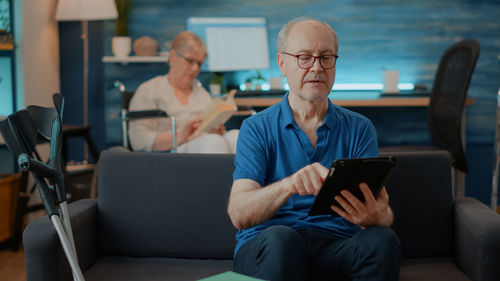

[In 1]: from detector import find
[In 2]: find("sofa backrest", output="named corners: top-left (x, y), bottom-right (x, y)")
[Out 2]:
top-left (381, 151), bottom-right (453, 259)
top-left (97, 151), bottom-right (237, 259)
top-left (97, 150), bottom-right (454, 260)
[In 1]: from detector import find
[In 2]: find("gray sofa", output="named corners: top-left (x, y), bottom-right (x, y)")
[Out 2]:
top-left (23, 150), bottom-right (500, 281)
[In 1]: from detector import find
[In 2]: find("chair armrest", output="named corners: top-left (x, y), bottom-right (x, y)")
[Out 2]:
top-left (23, 199), bottom-right (98, 281)
top-left (126, 110), bottom-right (167, 119)
top-left (454, 197), bottom-right (500, 281)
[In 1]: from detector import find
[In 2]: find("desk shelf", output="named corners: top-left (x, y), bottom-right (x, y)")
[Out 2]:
top-left (102, 55), bottom-right (169, 64)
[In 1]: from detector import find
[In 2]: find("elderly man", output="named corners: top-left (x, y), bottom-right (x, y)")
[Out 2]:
top-left (227, 18), bottom-right (401, 281)
top-left (128, 31), bottom-right (238, 153)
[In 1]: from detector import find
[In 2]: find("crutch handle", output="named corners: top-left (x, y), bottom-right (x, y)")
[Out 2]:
top-left (18, 153), bottom-right (59, 180)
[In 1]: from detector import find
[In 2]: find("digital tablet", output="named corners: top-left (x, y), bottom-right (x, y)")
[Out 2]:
top-left (308, 156), bottom-right (398, 217)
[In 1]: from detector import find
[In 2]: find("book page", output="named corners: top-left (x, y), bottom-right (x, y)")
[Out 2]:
top-left (194, 90), bottom-right (237, 134)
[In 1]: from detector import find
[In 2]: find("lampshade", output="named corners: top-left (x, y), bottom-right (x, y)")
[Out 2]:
top-left (55, 0), bottom-right (118, 21)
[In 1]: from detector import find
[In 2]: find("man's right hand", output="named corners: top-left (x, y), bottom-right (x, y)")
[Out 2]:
top-left (284, 163), bottom-right (329, 196)
top-left (228, 162), bottom-right (329, 229)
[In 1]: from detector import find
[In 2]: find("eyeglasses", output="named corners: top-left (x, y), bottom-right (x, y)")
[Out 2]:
top-left (282, 52), bottom-right (339, 69)
top-left (177, 53), bottom-right (204, 68)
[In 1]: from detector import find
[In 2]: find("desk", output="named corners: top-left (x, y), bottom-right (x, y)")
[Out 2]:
top-left (235, 95), bottom-right (474, 108)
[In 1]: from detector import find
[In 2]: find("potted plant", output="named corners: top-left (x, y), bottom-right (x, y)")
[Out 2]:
top-left (209, 73), bottom-right (224, 96)
top-left (247, 70), bottom-right (265, 91)
top-left (112, 0), bottom-right (133, 58)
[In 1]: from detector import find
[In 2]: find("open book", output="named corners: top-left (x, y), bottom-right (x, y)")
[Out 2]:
top-left (194, 89), bottom-right (238, 134)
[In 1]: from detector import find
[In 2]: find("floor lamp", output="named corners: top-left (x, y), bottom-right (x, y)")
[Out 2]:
top-left (55, 0), bottom-right (117, 159)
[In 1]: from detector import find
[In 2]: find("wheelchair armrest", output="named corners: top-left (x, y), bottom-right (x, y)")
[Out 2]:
top-left (126, 110), bottom-right (168, 119)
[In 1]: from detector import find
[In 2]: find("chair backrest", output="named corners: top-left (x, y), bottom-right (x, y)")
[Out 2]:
top-left (121, 91), bottom-right (134, 111)
top-left (428, 39), bottom-right (480, 172)
top-left (112, 81), bottom-right (174, 151)
top-left (120, 90), bottom-right (134, 149)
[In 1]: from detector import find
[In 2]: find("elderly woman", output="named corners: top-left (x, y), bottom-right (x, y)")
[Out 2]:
top-left (128, 31), bottom-right (238, 153)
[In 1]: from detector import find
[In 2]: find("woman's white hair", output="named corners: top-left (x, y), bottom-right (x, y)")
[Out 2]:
top-left (172, 31), bottom-right (206, 55)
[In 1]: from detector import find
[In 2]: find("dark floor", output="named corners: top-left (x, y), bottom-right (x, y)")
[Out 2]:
top-left (0, 209), bottom-right (45, 281)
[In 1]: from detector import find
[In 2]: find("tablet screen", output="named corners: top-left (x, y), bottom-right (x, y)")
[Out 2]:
top-left (308, 156), bottom-right (398, 217)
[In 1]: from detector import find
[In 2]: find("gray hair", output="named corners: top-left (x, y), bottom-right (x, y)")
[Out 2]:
top-left (171, 31), bottom-right (206, 55)
top-left (277, 17), bottom-right (338, 53)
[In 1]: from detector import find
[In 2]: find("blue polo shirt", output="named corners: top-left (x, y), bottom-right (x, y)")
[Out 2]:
top-left (232, 93), bottom-right (379, 255)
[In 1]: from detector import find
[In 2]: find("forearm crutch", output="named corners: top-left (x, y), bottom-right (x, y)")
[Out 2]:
top-left (0, 94), bottom-right (85, 281)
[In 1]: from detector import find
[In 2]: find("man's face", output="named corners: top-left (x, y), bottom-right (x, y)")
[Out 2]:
top-left (277, 21), bottom-right (338, 101)
top-left (169, 47), bottom-right (206, 87)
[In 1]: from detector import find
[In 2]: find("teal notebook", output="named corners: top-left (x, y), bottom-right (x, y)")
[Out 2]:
top-left (198, 271), bottom-right (265, 281)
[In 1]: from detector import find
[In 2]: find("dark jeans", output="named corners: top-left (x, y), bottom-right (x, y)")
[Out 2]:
top-left (234, 225), bottom-right (401, 281)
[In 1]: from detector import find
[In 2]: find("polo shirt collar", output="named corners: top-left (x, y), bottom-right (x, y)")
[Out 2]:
top-left (279, 92), bottom-right (337, 130)
top-left (280, 93), bottom-right (295, 128)
top-left (323, 100), bottom-right (337, 130)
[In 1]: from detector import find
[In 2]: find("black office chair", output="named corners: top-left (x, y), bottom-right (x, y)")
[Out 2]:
top-left (112, 81), bottom-right (177, 152)
top-left (380, 40), bottom-right (480, 175)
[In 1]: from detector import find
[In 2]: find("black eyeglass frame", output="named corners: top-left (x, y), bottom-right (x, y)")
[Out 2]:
top-left (281, 52), bottom-right (339, 69)
top-left (176, 53), bottom-right (204, 67)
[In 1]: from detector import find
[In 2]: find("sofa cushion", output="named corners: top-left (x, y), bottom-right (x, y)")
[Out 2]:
top-left (84, 256), bottom-right (233, 281)
top-left (381, 151), bottom-right (453, 258)
top-left (97, 151), bottom-right (237, 259)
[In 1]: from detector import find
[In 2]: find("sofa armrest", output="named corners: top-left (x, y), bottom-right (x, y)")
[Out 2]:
top-left (454, 197), bottom-right (500, 281)
top-left (23, 199), bottom-right (98, 281)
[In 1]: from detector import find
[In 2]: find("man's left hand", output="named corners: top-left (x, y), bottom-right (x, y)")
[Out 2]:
top-left (331, 184), bottom-right (394, 228)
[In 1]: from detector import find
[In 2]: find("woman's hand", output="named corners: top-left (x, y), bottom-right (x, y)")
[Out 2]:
top-left (208, 124), bottom-right (226, 135)
top-left (177, 118), bottom-right (203, 145)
